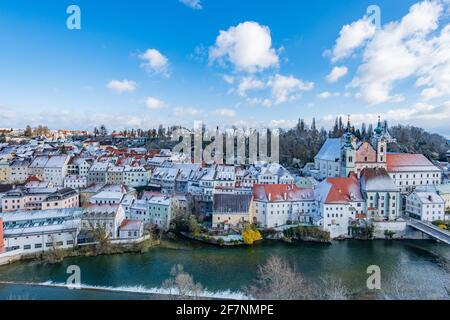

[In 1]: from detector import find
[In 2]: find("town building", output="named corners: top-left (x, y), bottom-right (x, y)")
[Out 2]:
top-left (252, 184), bottom-right (316, 228)
top-left (1, 187), bottom-right (78, 212)
top-left (43, 155), bottom-right (70, 186)
top-left (8, 159), bottom-right (31, 184)
top-left (64, 175), bottom-right (88, 189)
top-left (212, 194), bottom-right (252, 229)
top-left (148, 196), bottom-right (172, 229)
top-left (406, 191), bottom-right (445, 222)
top-left (87, 162), bottom-right (109, 185)
top-left (81, 204), bottom-right (126, 239)
top-left (315, 174), bottom-right (364, 239)
top-left (360, 168), bottom-right (401, 221)
top-left (118, 219), bottom-right (144, 239)
top-left (0, 209), bottom-right (81, 253)
top-left (387, 154), bottom-right (442, 192)
top-left (436, 184), bottom-right (450, 210)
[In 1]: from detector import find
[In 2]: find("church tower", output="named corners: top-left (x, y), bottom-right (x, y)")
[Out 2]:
top-left (374, 117), bottom-right (387, 165)
top-left (372, 117), bottom-right (395, 168)
top-left (341, 116), bottom-right (356, 177)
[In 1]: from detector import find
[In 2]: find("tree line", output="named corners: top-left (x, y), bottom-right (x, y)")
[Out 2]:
top-left (279, 117), bottom-right (450, 167)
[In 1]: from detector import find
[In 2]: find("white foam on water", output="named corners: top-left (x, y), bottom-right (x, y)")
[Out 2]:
top-left (0, 280), bottom-right (250, 300)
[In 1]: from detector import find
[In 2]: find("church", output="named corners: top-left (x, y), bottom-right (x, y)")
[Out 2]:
top-left (315, 117), bottom-right (396, 180)
top-left (314, 118), bottom-right (441, 192)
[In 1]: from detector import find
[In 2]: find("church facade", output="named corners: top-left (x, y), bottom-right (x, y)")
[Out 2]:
top-left (315, 118), bottom-right (396, 180)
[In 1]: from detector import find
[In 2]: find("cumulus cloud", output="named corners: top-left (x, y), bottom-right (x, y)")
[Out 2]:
top-left (145, 97), bottom-right (166, 110)
top-left (209, 21), bottom-right (279, 73)
top-left (322, 100), bottom-right (450, 135)
top-left (106, 80), bottom-right (137, 93)
top-left (237, 77), bottom-right (265, 96)
top-left (330, 0), bottom-right (450, 105)
top-left (317, 91), bottom-right (332, 99)
top-left (179, 0), bottom-right (202, 10)
top-left (325, 66), bottom-right (348, 83)
top-left (268, 74), bottom-right (314, 105)
top-left (331, 17), bottom-right (376, 62)
top-left (139, 49), bottom-right (169, 76)
top-left (214, 108), bottom-right (236, 117)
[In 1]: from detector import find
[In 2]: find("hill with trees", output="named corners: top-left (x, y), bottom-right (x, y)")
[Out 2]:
top-left (279, 117), bottom-right (450, 168)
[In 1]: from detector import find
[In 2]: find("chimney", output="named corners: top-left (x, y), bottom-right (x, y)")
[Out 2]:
top-left (0, 218), bottom-right (4, 253)
top-left (268, 193), bottom-right (272, 202)
top-left (284, 192), bottom-right (288, 201)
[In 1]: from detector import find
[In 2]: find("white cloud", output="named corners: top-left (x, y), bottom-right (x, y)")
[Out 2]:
top-left (268, 74), bottom-right (314, 105)
top-left (145, 97), bottom-right (166, 110)
top-left (322, 100), bottom-right (450, 134)
top-left (237, 76), bottom-right (265, 96)
top-left (106, 80), bottom-right (137, 93)
top-left (173, 107), bottom-right (201, 117)
top-left (331, 17), bottom-right (376, 62)
top-left (209, 21), bottom-right (279, 73)
top-left (341, 0), bottom-right (448, 105)
top-left (317, 91), bottom-right (332, 99)
top-left (139, 49), bottom-right (169, 76)
top-left (214, 108), bottom-right (236, 117)
top-left (325, 66), bottom-right (348, 83)
top-left (179, 0), bottom-right (202, 10)
top-left (222, 75), bottom-right (235, 84)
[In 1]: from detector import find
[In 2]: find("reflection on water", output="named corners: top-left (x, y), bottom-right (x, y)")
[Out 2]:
top-left (0, 240), bottom-right (449, 300)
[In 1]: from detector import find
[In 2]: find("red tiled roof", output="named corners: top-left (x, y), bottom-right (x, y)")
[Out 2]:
top-left (324, 175), bottom-right (363, 204)
top-left (386, 153), bottom-right (434, 170)
top-left (25, 175), bottom-right (42, 183)
top-left (253, 184), bottom-right (314, 202)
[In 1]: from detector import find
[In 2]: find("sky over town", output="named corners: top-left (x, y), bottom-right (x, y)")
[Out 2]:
top-left (0, 0), bottom-right (450, 136)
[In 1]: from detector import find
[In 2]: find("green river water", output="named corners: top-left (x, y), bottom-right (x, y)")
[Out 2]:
top-left (0, 239), bottom-right (449, 300)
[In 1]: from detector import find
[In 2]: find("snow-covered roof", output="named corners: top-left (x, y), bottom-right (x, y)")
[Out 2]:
top-left (45, 155), bottom-right (69, 168)
top-left (387, 153), bottom-right (440, 173)
top-left (253, 184), bottom-right (314, 203)
top-left (412, 191), bottom-right (445, 204)
top-left (360, 168), bottom-right (398, 192)
top-left (91, 191), bottom-right (124, 202)
top-left (29, 156), bottom-right (49, 168)
top-left (148, 196), bottom-right (171, 206)
top-left (120, 219), bottom-right (143, 231)
top-left (315, 138), bottom-right (341, 162)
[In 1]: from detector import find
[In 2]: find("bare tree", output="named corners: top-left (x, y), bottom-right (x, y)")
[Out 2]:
top-left (245, 256), bottom-right (350, 300)
top-left (163, 264), bottom-right (203, 300)
top-left (314, 276), bottom-right (350, 300)
top-left (244, 255), bottom-right (314, 300)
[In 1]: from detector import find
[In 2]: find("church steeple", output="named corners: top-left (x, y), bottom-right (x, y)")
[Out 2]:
top-left (341, 115), bottom-right (356, 177)
top-left (374, 116), bottom-right (383, 136)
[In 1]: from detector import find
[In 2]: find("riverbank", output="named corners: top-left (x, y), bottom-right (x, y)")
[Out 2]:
top-left (0, 235), bottom-right (160, 267)
top-left (0, 239), bottom-right (448, 300)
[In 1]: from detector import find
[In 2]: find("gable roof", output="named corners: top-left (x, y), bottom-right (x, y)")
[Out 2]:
top-left (315, 138), bottom-right (341, 162)
top-left (253, 184), bottom-right (314, 203)
top-left (386, 153), bottom-right (439, 172)
top-left (213, 194), bottom-right (252, 214)
top-left (360, 168), bottom-right (398, 192)
top-left (319, 175), bottom-right (363, 204)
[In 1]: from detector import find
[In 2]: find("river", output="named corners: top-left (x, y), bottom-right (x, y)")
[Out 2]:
top-left (0, 240), bottom-right (449, 300)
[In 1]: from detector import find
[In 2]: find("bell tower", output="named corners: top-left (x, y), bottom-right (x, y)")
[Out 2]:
top-left (341, 116), bottom-right (356, 177)
top-left (373, 116), bottom-right (388, 167)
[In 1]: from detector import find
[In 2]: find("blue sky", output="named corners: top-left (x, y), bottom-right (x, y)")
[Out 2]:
top-left (0, 0), bottom-right (449, 137)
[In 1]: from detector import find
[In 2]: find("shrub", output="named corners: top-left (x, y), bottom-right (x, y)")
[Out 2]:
top-left (242, 225), bottom-right (262, 245)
